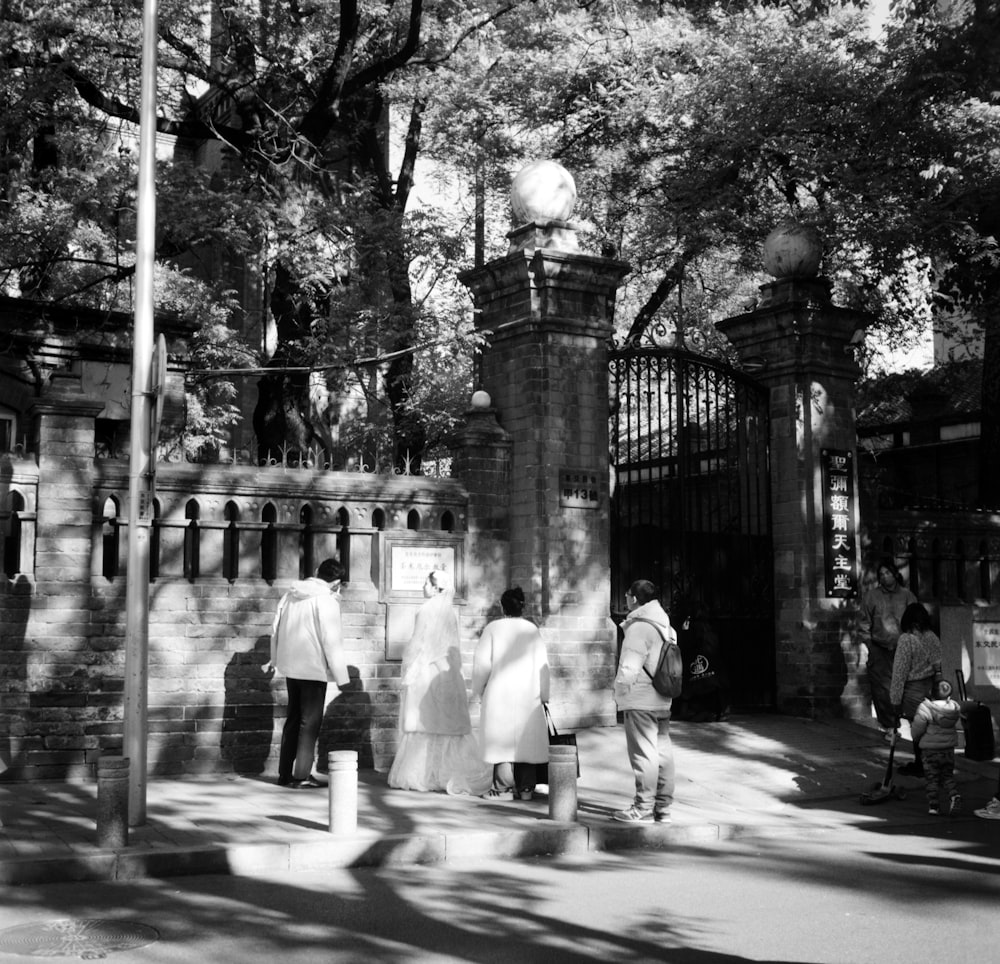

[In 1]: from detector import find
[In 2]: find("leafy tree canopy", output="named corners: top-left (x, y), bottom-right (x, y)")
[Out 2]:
top-left (1, 0), bottom-right (997, 468)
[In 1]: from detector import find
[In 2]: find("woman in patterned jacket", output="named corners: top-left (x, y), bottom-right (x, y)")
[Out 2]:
top-left (890, 602), bottom-right (942, 777)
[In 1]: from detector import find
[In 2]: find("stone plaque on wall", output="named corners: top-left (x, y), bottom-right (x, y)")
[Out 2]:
top-left (380, 532), bottom-right (465, 660)
top-left (559, 469), bottom-right (600, 509)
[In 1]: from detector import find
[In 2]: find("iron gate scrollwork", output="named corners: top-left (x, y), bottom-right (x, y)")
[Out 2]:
top-left (610, 345), bottom-right (775, 711)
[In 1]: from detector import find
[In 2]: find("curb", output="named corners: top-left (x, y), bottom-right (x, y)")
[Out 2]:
top-left (0, 817), bottom-right (819, 886)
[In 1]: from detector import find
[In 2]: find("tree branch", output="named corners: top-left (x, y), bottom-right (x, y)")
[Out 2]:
top-left (625, 246), bottom-right (702, 344)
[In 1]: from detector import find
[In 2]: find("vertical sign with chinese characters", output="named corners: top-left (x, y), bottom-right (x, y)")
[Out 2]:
top-left (821, 449), bottom-right (858, 597)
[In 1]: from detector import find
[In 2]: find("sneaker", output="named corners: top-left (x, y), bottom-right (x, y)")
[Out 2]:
top-left (611, 805), bottom-right (653, 823)
top-left (928, 806), bottom-right (940, 816)
top-left (482, 788), bottom-right (514, 802)
top-left (974, 797), bottom-right (1000, 820)
top-left (653, 810), bottom-right (672, 824)
top-left (289, 777), bottom-right (323, 789)
top-left (948, 795), bottom-right (962, 816)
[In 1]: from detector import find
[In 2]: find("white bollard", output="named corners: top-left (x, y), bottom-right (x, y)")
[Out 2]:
top-left (547, 744), bottom-right (578, 822)
top-left (327, 750), bottom-right (358, 835)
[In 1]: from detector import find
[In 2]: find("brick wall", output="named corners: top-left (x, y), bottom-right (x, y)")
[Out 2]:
top-left (1, 414), bottom-right (480, 780)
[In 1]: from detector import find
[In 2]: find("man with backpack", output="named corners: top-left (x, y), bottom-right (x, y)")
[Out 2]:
top-left (611, 579), bottom-right (676, 823)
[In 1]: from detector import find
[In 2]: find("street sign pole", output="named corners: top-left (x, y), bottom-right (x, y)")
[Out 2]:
top-left (123, 0), bottom-right (159, 827)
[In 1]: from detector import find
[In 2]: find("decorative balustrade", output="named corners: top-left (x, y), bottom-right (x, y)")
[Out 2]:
top-left (92, 459), bottom-right (467, 585)
top-left (866, 509), bottom-right (1000, 605)
top-left (97, 433), bottom-right (454, 481)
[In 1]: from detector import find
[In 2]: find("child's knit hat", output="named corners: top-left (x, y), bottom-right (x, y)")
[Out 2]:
top-left (933, 679), bottom-right (953, 700)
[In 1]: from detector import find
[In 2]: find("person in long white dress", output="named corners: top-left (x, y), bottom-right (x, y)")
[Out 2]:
top-left (472, 586), bottom-right (550, 801)
top-left (387, 570), bottom-right (491, 795)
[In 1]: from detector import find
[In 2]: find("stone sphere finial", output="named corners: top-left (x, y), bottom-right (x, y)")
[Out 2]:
top-left (762, 219), bottom-right (823, 279)
top-left (510, 160), bottom-right (577, 224)
top-left (470, 389), bottom-right (492, 410)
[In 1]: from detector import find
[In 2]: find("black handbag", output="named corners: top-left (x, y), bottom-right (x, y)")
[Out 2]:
top-left (537, 703), bottom-right (579, 784)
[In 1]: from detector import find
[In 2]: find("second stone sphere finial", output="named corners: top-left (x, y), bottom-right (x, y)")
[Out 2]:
top-left (762, 219), bottom-right (823, 280)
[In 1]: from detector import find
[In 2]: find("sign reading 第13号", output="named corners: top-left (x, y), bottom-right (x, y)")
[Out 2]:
top-left (821, 449), bottom-right (858, 598)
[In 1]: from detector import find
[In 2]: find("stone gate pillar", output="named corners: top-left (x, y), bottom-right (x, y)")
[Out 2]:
top-left (459, 161), bottom-right (629, 726)
top-left (717, 223), bottom-right (871, 717)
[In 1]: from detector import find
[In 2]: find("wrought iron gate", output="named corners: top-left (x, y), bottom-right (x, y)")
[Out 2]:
top-left (610, 346), bottom-right (775, 710)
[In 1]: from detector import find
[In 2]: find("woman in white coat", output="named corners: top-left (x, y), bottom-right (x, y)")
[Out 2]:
top-left (472, 587), bottom-right (550, 801)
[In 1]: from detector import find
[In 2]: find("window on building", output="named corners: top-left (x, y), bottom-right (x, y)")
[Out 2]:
top-left (336, 506), bottom-right (350, 579)
top-left (299, 504), bottom-right (314, 580)
top-left (2, 490), bottom-right (24, 577)
top-left (101, 496), bottom-right (121, 580)
top-left (0, 408), bottom-right (15, 453)
top-left (261, 503), bottom-right (278, 582)
top-left (184, 499), bottom-right (200, 581)
top-left (223, 501), bottom-right (240, 583)
top-left (150, 500), bottom-right (162, 580)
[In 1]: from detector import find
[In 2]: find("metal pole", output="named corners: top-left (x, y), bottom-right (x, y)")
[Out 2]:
top-left (123, 0), bottom-right (159, 827)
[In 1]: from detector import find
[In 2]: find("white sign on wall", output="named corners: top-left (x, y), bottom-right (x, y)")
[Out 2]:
top-left (389, 544), bottom-right (456, 593)
top-left (973, 621), bottom-right (1000, 688)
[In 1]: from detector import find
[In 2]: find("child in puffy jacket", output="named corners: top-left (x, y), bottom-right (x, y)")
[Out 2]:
top-left (910, 679), bottom-right (962, 816)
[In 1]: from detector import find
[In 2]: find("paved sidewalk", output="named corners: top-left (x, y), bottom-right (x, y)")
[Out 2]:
top-left (1, 715), bottom-right (996, 886)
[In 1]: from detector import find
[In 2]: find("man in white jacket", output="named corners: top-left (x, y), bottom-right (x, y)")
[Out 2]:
top-left (266, 558), bottom-right (350, 788)
top-left (612, 579), bottom-right (675, 823)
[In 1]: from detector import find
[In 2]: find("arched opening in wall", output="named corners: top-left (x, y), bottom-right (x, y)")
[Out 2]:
top-left (955, 539), bottom-right (967, 602)
top-left (336, 506), bottom-right (350, 578)
top-left (372, 508), bottom-right (386, 531)
top-left (979, 540), bottom-right (991, 603)
top-left (261, 503), bottom-right (278, 583)
top-left (2, 490), bottom-right (25, 577)
top-left (150, 500), bottom-right (162, 580)
top-left (931, 539), bottom-right (943, 599)
top-left (407, 509), bottom-right (420, 531)
top-left (299, 505), bottom-right (314, 580)
top-left (101, 496), bottom-right (121, 580)
top-left (223, 501), bottom-right (240, 583)
top-left (908, 538), bottom-right (920, 596)
top-left (441, 510), bottom-right (455, 532)
top-left (184, 500), bottom-right (201, 581)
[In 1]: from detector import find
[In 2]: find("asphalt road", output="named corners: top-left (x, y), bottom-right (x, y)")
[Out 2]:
top-left (1, 824), bottom-right (998, 963)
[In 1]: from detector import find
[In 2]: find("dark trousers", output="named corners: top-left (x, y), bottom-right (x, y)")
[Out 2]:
top-left (279, 678), bottom-right (327, 782)
top-left (866, 645), bottom-right (896, 728)
top-left (900, 676), bottom-right (934, 769)
top-left (492, 762), bottom-right (537, 793)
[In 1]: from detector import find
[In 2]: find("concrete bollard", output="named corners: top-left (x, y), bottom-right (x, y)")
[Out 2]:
top-left (547, 744), bottom-right (578, 822)
top-left (96, 755), bottom-right (130, 849)
top-left (327, 750), bottom-right (358, 835)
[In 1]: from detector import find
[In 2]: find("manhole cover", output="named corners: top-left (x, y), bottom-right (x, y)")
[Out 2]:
top-left (0, 920), bottom-right (159, 959)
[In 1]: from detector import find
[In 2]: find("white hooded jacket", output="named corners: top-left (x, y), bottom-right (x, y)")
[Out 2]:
top-left (270, 577), bottom-right (350, 686)
top-left (614, 598), bottom-right (674, 712)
